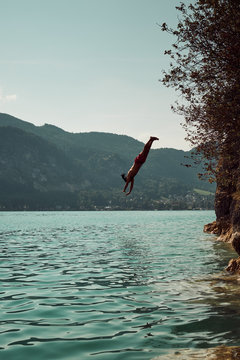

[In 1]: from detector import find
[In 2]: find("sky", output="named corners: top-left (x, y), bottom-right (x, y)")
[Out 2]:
top-left (0, 0), bottom-right (192, 150)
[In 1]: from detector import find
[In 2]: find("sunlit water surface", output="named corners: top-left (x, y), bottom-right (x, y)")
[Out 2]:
top-left (0, 211), bottom-right (239, 360)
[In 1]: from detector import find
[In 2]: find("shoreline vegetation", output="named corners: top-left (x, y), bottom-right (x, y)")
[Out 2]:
top-left (0, 208), bottom-right (214, 212)
top-left (0, 190), bottom-right (214, 212)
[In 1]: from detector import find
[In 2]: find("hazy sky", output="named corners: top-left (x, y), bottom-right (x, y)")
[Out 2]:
top-left (0, 0), bottom-right (192, 150)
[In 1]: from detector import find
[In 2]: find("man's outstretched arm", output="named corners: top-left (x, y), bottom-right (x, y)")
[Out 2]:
top-left (126, 179), bottom-right (134, 196)
top-left (123, 180), bottom-right (129, 193)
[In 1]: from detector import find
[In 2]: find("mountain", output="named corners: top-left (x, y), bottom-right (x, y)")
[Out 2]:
top-left (0, 113), bottom-right (215, 210)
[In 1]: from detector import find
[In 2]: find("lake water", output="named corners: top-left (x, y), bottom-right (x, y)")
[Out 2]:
top-left (0, 211), bottom-right (239, 360)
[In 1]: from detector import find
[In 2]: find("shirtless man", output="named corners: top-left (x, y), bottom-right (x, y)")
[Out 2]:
top-left (121, 136), bottom-right (159, 196)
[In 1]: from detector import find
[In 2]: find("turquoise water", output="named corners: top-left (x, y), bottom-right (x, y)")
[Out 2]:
top-left (0, 210), bottom-right (239, 360)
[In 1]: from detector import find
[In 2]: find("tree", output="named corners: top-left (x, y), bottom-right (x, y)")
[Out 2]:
top-left (161, 0), bottom-right (240, 181)
top-left (161, 0), bottom-right (240, 264)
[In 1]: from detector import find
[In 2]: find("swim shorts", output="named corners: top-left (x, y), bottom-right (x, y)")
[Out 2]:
top-left (134, 153), bottom-right (147, 165)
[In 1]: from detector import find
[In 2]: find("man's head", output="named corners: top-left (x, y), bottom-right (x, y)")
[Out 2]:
top-left (121, 173), bottom-right (127, 182)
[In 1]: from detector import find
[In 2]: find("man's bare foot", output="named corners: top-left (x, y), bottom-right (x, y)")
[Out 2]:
top-left (150, 136), bottom-right (159, 141)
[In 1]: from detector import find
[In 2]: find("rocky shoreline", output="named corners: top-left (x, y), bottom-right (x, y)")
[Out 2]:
top-left (204, 171), bottom-right (240, 274)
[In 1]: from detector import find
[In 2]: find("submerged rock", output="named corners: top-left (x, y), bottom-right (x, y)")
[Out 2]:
top-left (152, 346), bottom-right (240, 359)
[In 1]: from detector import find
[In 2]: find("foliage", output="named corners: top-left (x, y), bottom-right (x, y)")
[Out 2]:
top-left (161, 0), bottom-right (240, 181)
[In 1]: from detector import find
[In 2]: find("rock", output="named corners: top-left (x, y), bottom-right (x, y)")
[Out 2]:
top-left (204, 221), bottom-right (218, 234)
top-left (232, 232), bottom-right (240, 255)
top-left (226, 257), bottom-right (240, 274)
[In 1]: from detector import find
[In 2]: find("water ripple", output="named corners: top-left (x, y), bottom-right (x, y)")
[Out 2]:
top-left (0, 211), bottom-right (239, 359)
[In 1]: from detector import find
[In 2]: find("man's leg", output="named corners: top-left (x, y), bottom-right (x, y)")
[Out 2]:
top-left (140, 137), bottom-right (159, 158)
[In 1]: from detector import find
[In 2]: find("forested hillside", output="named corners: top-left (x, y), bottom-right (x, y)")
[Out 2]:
top-left (0, 113), bottom-right (215, 210)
